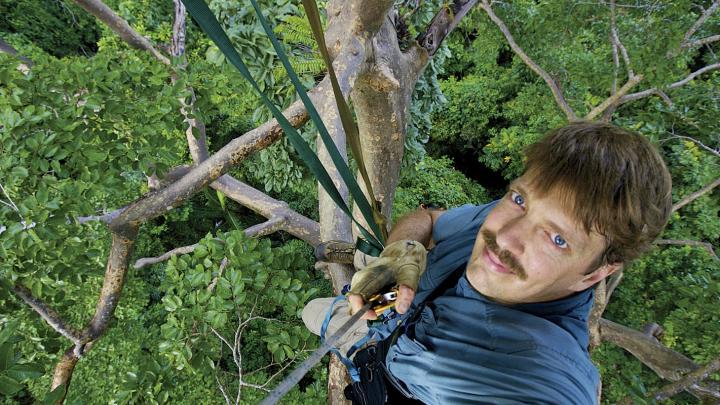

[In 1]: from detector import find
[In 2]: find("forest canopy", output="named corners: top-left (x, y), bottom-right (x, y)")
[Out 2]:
top-left (0, 0), bottom-right (718, 404)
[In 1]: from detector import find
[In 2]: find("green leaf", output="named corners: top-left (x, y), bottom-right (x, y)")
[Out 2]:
top-left (0, 375), bottom-right (23, 396)
top-left (11, 166), bottom-right (28, 179)
top-left (0, 343), bottom-right (16, 370)
top-left (7, 363), bottom-right (44, 380)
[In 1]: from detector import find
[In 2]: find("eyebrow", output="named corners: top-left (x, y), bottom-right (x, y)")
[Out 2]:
top-left (511, 181), bottom-right (579, 246)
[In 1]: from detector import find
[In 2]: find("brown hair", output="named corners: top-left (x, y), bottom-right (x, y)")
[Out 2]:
top-left (523, 121), bottom-right (672, 265)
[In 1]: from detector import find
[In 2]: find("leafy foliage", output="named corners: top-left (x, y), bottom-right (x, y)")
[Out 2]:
top-left (0, 0), bottom-right (100, 57)
top-left (157, 231), bottom-right (324, 399)
top-left (393, 156), bottom-right (489, 221)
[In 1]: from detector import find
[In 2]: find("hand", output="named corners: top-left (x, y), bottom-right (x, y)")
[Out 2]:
top-left (348, 284), bottom-right (416, 320)
top-left (347, 240), bottom-right (427, 319)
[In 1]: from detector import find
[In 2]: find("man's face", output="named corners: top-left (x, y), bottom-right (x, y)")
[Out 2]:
top-left (466, 176), bottom-right (619, 304)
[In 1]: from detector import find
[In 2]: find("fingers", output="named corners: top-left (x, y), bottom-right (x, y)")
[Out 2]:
top-left (395, 284), bottom-right (416, 314)
top-left (347, 293), bottom-right (377, 320)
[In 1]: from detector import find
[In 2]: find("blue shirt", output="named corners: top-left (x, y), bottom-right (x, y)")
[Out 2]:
top-left (385, 202), bottom-right (600, 404)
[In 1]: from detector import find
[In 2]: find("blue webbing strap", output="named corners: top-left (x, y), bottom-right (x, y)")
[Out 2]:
top-left (320, 289), bottom-right (403, 383)
top-left (320, 294), bottom-right (363, 382)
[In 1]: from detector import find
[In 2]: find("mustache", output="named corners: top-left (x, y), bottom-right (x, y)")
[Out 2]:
top-left (481, 230), bottom-right (527, 280)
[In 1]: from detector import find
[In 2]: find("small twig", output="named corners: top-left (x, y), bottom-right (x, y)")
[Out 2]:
top-left (478, 0), bottom-right (577, 121)
top-left (207, 257), bottom-right (229, 293)
top-left (609, 0), bottom-right (634, 78)
top-left (672, 177), bottom-right (720, 213)
top-left (216, 370), bottom-right (233, 405)
top-left (133, 243), bottom-right (200, 269)
top-left (682, 34), bottom-right (720, 50)
top-left (12, 285), bottom-right (83, 344)
top-left (0, 182), bottom-right (22, 221)
top-left (655, 239), bottom-right (718, 260)
top-left (619, 63), bottom-right (720, 105)
top-left (134, 215), bottom-right (295, 269)
top-left (651, 358), bottom-right (720, 401)
top-left (210, 327), bottom-right (235, 353)
top-left (662, 133), bottom-right (720, 158)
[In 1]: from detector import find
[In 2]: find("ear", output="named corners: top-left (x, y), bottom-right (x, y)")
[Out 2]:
top-left (569, 262), bottom-right (623, 292)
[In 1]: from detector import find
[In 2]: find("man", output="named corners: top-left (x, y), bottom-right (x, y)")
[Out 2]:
top-left (303, 121), bottom-right (672, 404)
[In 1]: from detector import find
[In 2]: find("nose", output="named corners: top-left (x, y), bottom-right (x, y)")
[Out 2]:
top-left (495, 215), bottom-right (527, 257)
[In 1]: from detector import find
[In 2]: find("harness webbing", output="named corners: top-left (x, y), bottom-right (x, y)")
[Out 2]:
top-left (181, 0), bottom-right (386, 255)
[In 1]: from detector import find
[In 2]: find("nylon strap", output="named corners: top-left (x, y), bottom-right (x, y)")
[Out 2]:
top-left (182, 0), bottom-right (384, 255)
top-left (301, 0), bottom-right (389, 242)
top-left (248, 0), bottom-right (386, 247)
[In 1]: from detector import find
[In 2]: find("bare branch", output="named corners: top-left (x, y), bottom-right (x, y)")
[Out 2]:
top-left (171, 0), bottom-right (187, 58)
top-left (681, 1), bottom-right (720, 46)
top-left (663, 133), bottom-right (719, 158)
top-left (134, 211), bottom-right (315, 270)
top-left (619, 63), bottom-right (720, 105)
top-left (478, 1), bottom-right (577, 121)
top-left (0, 37), bottom-right (33, 69)
top-left (207, 257), bottom-right (229, 293)
top-left (134, 242), bottom-right (201, 269)
top-left (668, 63), bottom-right (720, 90)
top-left (77, 207), bottom-right (125, 224)
top-left (588, 280), bottom-right (606, 350)
top-left (12, 285), bottom-right (83, 344)
top-left (73, 0), bottom-right (171, 65)
top-left (672, 177), bottom-right (720, 212)
top-left (682, 34), bottom-right (720, 50)
top-left (652, 358), bottom-right (720, 401)
top-left (655, 239), bottom-right (718, 260)
top-left (609, 0), bottom-right (634, 78)
top-left (211, 177), bottom-right (321, 246)
top-left (598, 318), bottom-right (720, 403)
top-left (417, 0), bottom-right (479, 57)
top-left (605, 270), bottom-right (623, 300)
top-left (585, 74), bottom-right (643, 120)
top-left (244, 216), bottom-right (286, 238)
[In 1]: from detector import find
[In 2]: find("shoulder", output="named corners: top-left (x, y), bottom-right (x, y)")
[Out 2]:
top-left (432, 201), bottom-right (499, 244)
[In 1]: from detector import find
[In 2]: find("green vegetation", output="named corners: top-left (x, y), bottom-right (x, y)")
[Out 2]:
top-left (1, 0), bottom-right (718, 403)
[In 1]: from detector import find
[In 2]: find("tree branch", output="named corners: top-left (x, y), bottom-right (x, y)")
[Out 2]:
top-left (663, 133), bottom-right (719, 158)
top-left (417, 0), bottom-right (479, 57)
top-left (585, 74), bottom-right (643, 120)
top-left (0, 37), bottom-right (33, 69)
top-left (134, 242), bottom-right (201, 269)
top-left (682, 34), bottom-right (720, 50)
top-left (619, 63), bottom-right (720, 105)
top-left (12, 285), bottom-right (82, 344)
top-left (609, 0), bottom-right (634, 78)
top-left (73, 0), bottom-right (170, 65)
top-left (652, 358), bottom-right (720, 401)
top-left (244, 216), bottom-right (286, 238)
top-left (655, 239), bottom-right (718, 260)
top-left (681, 1), bottom-right (720, 47)
top-left (672, 177), bottom-right (720, 212)
top-left (77, 207), bottom-right (126, 224)
top-left (51, 224), bottom-right (139, 392)
top-left (210, 176), bottom-right (321, 246)
top-left (478, 0), bottom-right (577, 121)
top-left (600, 318), bottom-right (720, 401)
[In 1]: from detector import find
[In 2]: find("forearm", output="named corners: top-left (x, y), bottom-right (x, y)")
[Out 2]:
top-left (387, 208), bottom-right (443, 248)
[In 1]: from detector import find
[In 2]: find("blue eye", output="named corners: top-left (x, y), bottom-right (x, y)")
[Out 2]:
top-left (511, 191), bottom-right (525, 207)
top-left (552, 234), bottom-right (568, 249)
